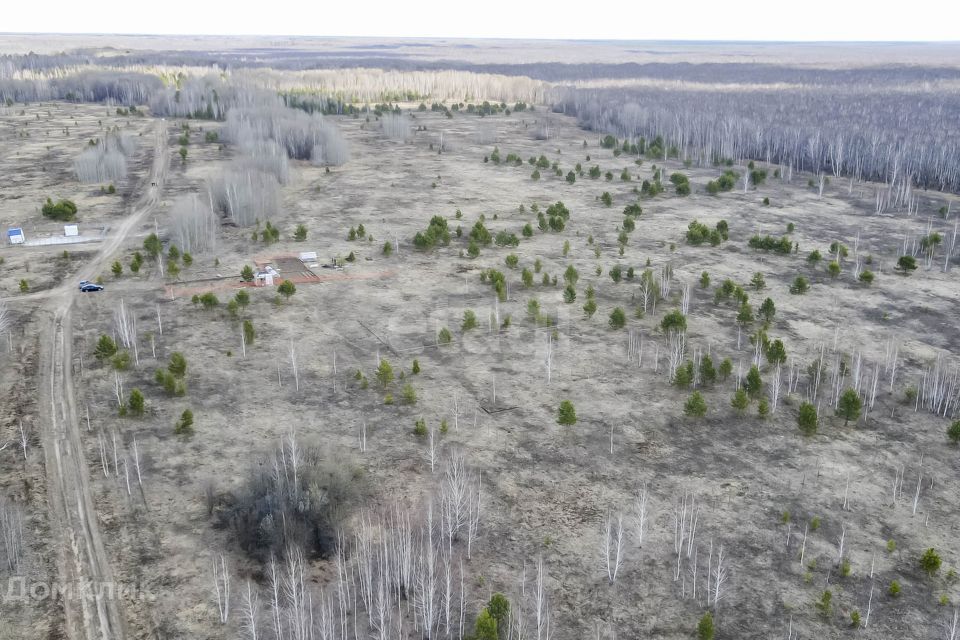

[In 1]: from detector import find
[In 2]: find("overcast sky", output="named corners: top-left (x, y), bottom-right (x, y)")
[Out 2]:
top-left (3, 0), bottom-right (956, 41)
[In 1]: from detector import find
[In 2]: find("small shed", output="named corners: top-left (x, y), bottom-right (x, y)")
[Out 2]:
top-left (7, 228), bottom-right (24, 245)
top-left (64, 224), bottom-right (79, 237)
top-left (254, 265), bottom-right (279, 287)
top-left (298, 251), bottom-right (318, 263)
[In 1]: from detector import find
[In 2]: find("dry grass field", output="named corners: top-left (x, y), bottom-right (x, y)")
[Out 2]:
top-left (1, 98), bottom-right (959, 640)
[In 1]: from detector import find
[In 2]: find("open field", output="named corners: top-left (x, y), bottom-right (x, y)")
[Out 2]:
top-left (1, 91), bottom-right (958, 640)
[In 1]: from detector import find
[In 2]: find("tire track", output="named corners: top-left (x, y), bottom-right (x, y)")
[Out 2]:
top-left (37, 121), bottom-right (167, 640)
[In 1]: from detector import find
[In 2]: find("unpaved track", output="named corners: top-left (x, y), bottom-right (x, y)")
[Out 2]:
top-left (37, 122), bottom-right (167, 640)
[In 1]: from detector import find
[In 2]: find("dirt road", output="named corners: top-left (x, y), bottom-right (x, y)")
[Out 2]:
top-left (36, 121), bottom-right (167, 640)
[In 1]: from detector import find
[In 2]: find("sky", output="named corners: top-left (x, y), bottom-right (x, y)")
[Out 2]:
top-left (3, 0), bottom-right (957, 41)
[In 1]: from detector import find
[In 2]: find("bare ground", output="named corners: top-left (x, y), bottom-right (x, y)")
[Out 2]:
top-left (2, 104), bottom-right (959, 640)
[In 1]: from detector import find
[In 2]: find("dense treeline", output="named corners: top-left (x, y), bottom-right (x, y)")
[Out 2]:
top-left (222, 101), bottom-right (350, 163)
top-left (0, 70), bottom-right (161, 105)
top-left (549, 85), bottom-right (960, 194)
top-left (3, 49), bottom-right (958, 196)
top-left (8, 49), bottom-right (960, 87)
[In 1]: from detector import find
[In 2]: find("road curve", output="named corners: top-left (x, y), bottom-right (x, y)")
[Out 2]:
top-left (37, 121), bottom-right (168, 640)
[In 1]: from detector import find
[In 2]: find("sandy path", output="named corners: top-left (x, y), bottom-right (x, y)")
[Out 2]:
top-left (36, 121), bottom-right (167, 640)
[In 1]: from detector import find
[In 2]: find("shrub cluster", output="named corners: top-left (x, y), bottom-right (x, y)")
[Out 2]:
top-left (413, 216), bottom-right (450, 250)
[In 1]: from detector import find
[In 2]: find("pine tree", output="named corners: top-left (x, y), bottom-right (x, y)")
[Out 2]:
top-left (557, 400), bottom-right (577, 425)
top-left (798, 402), bottom-right (818, 436)
top-left (837, 389), bottom-right (861, 425)
top-left (697, 612), bottom-right (715, 640)
top-left (731, 389), bottom-right (749, 414)
top-left (684, 392), bottom-right (707, 418)
top-left (745, 365), bottom-right (763, 398)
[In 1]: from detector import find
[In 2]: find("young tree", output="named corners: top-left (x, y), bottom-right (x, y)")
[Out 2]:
top-left (697, 612), bottom-right (715, 640)
top-left (661, 309), bottom-right (687, 333)
top-left (949, 420), bottom-right (960, 444)
top-left (563, 285), bottom-right (576, 303)
top-left (293, 224), bottom-right (308, 241)
top-left (111, 350), bottom-right (131, 371)
top-left (684, 391), bottom-right (707, 418)
top-left (798, 402), bottom-right (818, 436)
top-left (487, 594), bottom-right (510, 629)
top-left (719, 358), bottom-right (733, 382)
top-left (376, 359), bottom-right (394, 387)
top-left (731, 389), bottom-right (749, 414)
top-left (174, 409), bottom-right (194, 437)
top-left (168, 352), bottom-right (187, 378)
top-left (700, 271), bottom-right (710, 288)
top-left (828, 261), bottom-right (841, 279)
top-left (199, 292), bottom-right (219, 309)
top-left (790, 276), bottom-right (809, 295)
top-left (583, 299), bottom-right (597, 318)
top-left (438, 327), bottom-right (453, 344)
top-left (674, 362), bottom-right (694, 388)
top-left (235, 289), bottom-right (250, 308)
top-left (758, 398), bottom-right (770, 418)
top-left (522, 268), bottom-right (534, 288)
top-left (919, 548), bottom-right (942, 576)
top-left (745, 365), bottom-right (763, 398)
top-left (111, 261), bottom-right (122, 277)
top-left (700, 355), bottom-right (717, 385)
top-left (243, 320), bottom-right (255, 346)
top-left (277, 280), bottom-right (296, 300)
top-left (473, 608), bottom-right (498, 640)
top-left (767, 339), bottom-right (787, 365)
top-left (751, 272), bottom-right (766, 290)
top-left (837, 388), bottom-right (861, 425)
top-left (94, 335), bottom-right (118, 360)
top-left (609, 307), bottom-right (626, 329)
top-left (557, 400), bottom-right (577, 425)
top-left (896, 255), bottom-right (918, 274)
top-left (759, 297), bottom-right (776, 323)
top-left (462, 310), bottom-right (478, 331)
top-left (241, 265), bottom-right (254, 282)
top-left (144, 233), bottom-right (162, 258)
top-left (127, 389), bottom-right (145, 417)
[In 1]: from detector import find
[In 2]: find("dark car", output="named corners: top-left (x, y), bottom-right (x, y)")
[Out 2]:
top-left (79, 283), bottom-right (104, 292)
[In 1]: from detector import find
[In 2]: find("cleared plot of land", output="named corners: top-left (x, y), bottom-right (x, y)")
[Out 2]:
top-left (0, 103), bottom-right (154, 295)
top-left (1, 102), bottom-right (959, 640)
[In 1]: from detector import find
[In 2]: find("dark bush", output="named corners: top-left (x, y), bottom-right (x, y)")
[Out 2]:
top-left (216, 446), bottom-right (363, 561)
top-left (41, 198), bottom-right (78, 221)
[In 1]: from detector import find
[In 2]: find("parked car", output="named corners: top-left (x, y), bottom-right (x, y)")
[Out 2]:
top-left (79, 282), bottom-right (104, 292)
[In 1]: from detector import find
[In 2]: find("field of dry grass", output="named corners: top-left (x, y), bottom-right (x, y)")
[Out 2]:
top-left (1, 102), bottom-right (959, 639)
